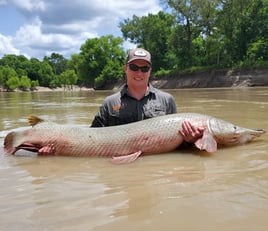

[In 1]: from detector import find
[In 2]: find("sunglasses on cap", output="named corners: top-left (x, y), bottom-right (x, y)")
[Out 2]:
top-left (128, 63), bottom-right (151, 73)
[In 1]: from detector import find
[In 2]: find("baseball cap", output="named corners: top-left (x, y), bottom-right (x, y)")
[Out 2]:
top-left (126, 48), bottom-right (151, 65)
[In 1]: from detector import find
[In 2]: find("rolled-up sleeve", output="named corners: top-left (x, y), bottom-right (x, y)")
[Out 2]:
top-left (167, 95), bottom-right (177, 114)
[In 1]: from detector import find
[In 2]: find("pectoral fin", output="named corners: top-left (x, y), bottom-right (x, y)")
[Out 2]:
top-left (111, 151), bottom-right (142, 164)
top-left (194, 130), bottom-right (217, 153)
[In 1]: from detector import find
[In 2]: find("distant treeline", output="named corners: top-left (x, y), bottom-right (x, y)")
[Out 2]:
top-left (0, 0), bottom-right (267, 91)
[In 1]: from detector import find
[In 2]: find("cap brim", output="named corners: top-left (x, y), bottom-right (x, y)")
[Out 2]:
top-left (127, 57), bottom-right (151, 65)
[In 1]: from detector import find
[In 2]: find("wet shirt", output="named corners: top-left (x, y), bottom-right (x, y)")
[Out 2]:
top-left (91, 84), bottom-right (177, 127)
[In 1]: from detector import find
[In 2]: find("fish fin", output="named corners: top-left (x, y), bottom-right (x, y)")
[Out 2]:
top-left (194, 130), bottom-right (217, 153)
top-left (111, 151), bottom-right (142, 164)
top-left (28, 115), bottom-right (45, 127)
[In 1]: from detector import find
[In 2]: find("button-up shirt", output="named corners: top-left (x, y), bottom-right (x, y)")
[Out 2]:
top-left (91, 84), bottom-right (177, 127)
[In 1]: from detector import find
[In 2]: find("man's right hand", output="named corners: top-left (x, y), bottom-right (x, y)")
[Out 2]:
top-left (179, 121), bottom-right (205, 143)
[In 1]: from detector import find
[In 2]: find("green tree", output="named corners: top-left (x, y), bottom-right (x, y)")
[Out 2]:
top-left (94, 58), bottom-right (124, 89)
top-left (38, 61), bottom-right (54, 87)
top-left (44, 53), bottom-right (68, 75)
top-left (0, 54), bottom-right (29, 78)
top-left (242, 0), bottom-right (268, 64)
top-left (6, 76), bottom-right (20, 91)
top-left (69, 53), bottom-right (84, 86)
top-left (30, 80), bottom-right (39, 90)
top-left (0, 54), bottom-right (28, 70)
top-left (60, 70), bottom-right (78, 90)
top-left (120, 11), bottom-right (176, 71)
top-left (0, 66), bottom-right (18, 90)
top-left (247, 39), bottom-right (268, 64)
top-left (19, 75), bottom-right (31, 91)
top-left (162, 0), bottom-right (222, 68)
top-left (76, 35), bottom-right (125, 88)
top-left (0, 66), bottom-right (4, 87)
top-left (163, 0), bottom-right (200, 67)
top-left (25, 58), bottom-right (42, 82)
top-left (216, 0), bottom-right (268, 66)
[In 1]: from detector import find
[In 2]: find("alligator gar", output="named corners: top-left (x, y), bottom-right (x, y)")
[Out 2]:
top-left (3, 113), bottom-right (265, 164)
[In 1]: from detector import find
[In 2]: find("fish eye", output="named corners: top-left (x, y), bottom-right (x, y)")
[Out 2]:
top-left (233, 126), bottom-right (237, 130)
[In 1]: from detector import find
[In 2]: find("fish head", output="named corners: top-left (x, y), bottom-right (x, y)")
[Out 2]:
top-left (4, 132), bottom-right (17, 154)
top-left (4, 130), bottom-right (43, 155)
top-left (208, 118), bottom-right (266, 145)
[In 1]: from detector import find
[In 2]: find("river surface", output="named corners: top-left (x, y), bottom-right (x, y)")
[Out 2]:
top-left (0, 87), bottom-right (267, 231)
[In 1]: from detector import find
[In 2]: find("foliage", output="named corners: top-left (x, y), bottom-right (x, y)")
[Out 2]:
top-left (120, 11), bottom-right (176, 71)
top-left (19, 75), bottom-right (31, 91)
top-left (247, 39), bottom-right (268, 63)
top-left (154, 68), bottom-right (173, 77)
top-left (37, 61), bottom-right (54, 87)
top-left (60, 70), bottom-right (78, 89)
top-left (0, 0), bottom-right (268, 91)
top-left (0, 66), bottom-right (18, 90)
top-left (216, 0), bottom-right (268, 66)
top-left (30, 80), bottom-right (39, 89)
top-left (44, 53), bottom-right (68, 76)
top-left (76, 35), bottom-right (125, 88)
top-left (6, 76), bottom-right (20, 91)
top-left (94, 58), bottom-right (125, 89)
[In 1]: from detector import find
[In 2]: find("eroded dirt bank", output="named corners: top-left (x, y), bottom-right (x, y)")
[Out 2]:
top-left (111, 67), bottom-right (268, 90)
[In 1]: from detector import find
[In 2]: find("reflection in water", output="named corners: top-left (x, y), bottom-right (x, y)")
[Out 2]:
top-left (0, 88), bottom-right (268, 231)
top-left (1, 154), bottom-right (209, 230)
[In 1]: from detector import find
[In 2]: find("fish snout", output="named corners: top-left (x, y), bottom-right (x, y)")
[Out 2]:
top-left (251, 129), bottom-right (266, 137)
top-left (4, 132), bottom-right (17, 155)
top-left (215, 128), bottom-right (265, 146)
top-left (237, 128), bottom-right (266, 144)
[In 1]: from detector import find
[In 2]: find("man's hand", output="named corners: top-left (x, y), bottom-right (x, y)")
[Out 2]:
top-left (38, 144), bottom-right (55, 155)
top-left (179, 121), bottom-right (205, 143)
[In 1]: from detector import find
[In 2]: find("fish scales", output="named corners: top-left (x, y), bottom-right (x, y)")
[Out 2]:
top-left (70, 115), bottom-right (184, 157)
top-left (3, 113), bottom-right (265, 163)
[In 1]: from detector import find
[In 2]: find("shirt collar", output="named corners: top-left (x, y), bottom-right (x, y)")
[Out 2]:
top-left (121, 83), bottom-right (156, 98)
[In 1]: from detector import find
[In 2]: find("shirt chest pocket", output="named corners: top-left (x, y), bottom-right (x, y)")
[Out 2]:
top-left (109, 108), bottom-right (137, 125)
top-left (143, 103), bottom-right (166, 118)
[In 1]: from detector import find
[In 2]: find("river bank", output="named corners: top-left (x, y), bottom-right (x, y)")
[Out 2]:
top-left (35, 86), bottom-right (93, 92)
top-left (1, 67), bottom-right (267, 92)
top-left (0, 85), bottom-right (93, 92)
top-left (150, 66), bottom-right (268, 89)
top-left (110, 66), bottom-right (268, 90)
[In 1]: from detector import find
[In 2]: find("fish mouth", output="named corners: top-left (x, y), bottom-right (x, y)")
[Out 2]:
top-left (227, 129), bottom-right (266, 145)
top-left (16, 142), bottom-right (42, 153)
top-left (219, 134), bottom-right (242, 145)
top-left (251, 129), bottom-right (266, 136)
top-left (4, 132), bottom-right (43, 154)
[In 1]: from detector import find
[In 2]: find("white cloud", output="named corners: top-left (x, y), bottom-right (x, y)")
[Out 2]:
top-left (0, 34), bottom-right (20, 55)
top-left (9, 0), bottom-right (45, 11)
top-left (11, 17), bottom-right (96, 58)
top-left (0, 0), bottom-right (162, 59)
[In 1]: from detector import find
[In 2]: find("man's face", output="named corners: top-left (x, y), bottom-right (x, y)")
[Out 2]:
top-left (124, 59), bottom-right (151, 87)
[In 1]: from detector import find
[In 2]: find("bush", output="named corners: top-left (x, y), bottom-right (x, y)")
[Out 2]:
top-left (19, 75), bottom-right (31, 91)
top-left (6, 76), bottom-right (20, 91)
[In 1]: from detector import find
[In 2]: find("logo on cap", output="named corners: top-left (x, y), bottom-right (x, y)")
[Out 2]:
top-left (134, 50), bottom-right (147, 57)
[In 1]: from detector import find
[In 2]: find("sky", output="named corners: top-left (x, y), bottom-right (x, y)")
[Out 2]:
top-left (0, 0), bottom-right (162, 59)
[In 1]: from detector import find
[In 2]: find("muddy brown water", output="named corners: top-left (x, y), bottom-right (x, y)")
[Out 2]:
top-left (0, 87), bottom-right (267, 231)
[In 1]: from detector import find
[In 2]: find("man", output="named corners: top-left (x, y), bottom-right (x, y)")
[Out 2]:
top-left (91, 48), bottom-right (204, 143)
top-left (39, 48), bottom-right (203, 154)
